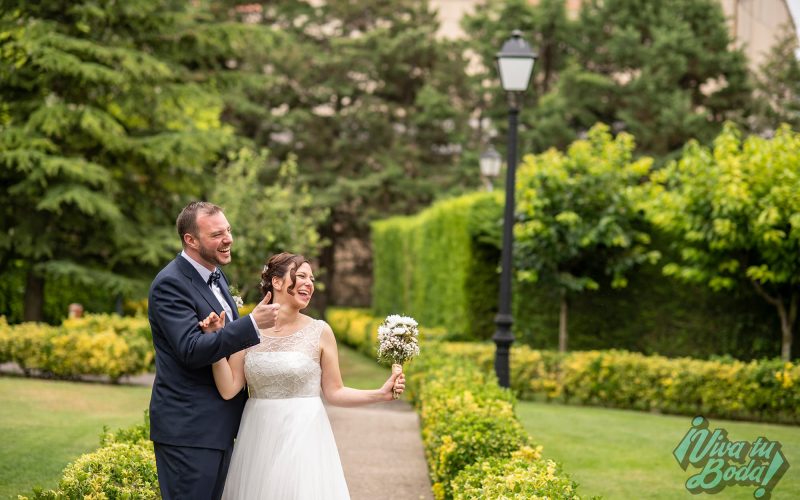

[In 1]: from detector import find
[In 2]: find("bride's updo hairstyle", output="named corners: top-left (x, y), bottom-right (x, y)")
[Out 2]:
top-left (259, 252), bottom-right (310, 303)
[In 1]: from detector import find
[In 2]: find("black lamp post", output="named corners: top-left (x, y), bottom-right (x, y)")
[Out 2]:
top-left (493, 30), bottom-right (537, 388)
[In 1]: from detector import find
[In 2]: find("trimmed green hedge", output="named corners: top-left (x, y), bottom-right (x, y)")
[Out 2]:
top-left (20, 414), bottom-right (159, 499)
top-left (443, 342), bottom-right (800, 425)
top-left (328, 307), bottom-right (800, 425)
top-left (407, 344), bottom-right (582, 500)
top-left (0, 314), bottom-right (153, 382)
top-left (371, 192), bottom-right (501, 340)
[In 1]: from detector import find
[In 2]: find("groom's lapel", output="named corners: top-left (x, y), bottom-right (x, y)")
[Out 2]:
top-left (176, 256), bottom-right (225, 315)
top-left (219, 271), bottom-right (240, 320)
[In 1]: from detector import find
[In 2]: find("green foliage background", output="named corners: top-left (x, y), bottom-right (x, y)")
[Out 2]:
top-left (371, 125), bottom-right (792, 360)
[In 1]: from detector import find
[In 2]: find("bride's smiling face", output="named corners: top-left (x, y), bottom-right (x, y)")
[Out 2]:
top-left (273, 262), bottom-right (315, 308)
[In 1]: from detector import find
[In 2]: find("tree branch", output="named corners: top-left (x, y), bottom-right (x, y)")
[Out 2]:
top-left (751, 279), bottom-right (781, 309)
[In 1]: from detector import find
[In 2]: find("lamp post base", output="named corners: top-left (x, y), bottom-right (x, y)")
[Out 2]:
top-left (493, 313), bottom-right (514, 388)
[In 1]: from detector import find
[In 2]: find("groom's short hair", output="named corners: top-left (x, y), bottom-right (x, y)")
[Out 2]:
top-left (176, 201), bottom-right (223, 247)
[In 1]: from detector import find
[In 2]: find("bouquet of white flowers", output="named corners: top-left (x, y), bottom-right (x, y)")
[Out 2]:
top-left (377, 314), bottom-right (420, 399)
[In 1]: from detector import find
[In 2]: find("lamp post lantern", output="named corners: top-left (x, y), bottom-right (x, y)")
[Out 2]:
top-left (493, 30), bottom-right (537, 388)
top-left (479, 145), bottom-right (502, 191)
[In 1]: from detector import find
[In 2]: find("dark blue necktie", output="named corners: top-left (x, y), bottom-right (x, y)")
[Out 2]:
top-left (207, 270), bottom-right (221, 287)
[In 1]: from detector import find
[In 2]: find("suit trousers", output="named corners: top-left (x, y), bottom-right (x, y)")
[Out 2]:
top-left (154, 442), bottom-right (234, 500)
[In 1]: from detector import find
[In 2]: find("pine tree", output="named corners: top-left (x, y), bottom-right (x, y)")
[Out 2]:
top-left (190, 0), bottom-right (474, 308)
top-left (751, 26), bottom-right (800, 133)
top-left (463, 0), bottom-right (752, 156)
top-left (0, 1), bottom-right (230, 320)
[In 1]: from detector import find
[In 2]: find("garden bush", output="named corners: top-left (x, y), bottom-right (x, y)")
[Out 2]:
top-left (330, 308), bottom-right (800, 424)
top-left (451, 447), bottom-right (581, 500)
top-left (408, 344), bottom-right (582, 499)
top-left (325, 307), bottom-right (386, 356)
top-left (20, 413), bottom-right (159, 500)
top-left (0, 314), bottom-right (153, 381)
top-left (444, 342), bottom-right (800, 424)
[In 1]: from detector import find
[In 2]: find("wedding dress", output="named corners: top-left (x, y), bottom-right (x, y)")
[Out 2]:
top-left (221, 319), bottom-right (350, 499)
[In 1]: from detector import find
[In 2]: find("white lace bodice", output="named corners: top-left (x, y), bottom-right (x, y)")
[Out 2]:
top-left (245, 319), bottom-right (324, 399)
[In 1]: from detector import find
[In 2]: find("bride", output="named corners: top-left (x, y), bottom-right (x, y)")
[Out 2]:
top-left (199, 252), bottom-right (405, 500)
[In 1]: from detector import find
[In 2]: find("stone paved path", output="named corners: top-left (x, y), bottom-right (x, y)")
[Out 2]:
top-left (327, 401), bottom-right (433, 500)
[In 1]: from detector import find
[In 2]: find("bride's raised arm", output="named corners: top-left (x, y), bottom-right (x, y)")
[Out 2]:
top-left (319, 323), bottom-right (404, 407)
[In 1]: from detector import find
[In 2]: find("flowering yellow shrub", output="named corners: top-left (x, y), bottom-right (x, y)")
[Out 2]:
top-left (238, 302), bottom-right (256, 316)
top-left (18, 414), bottom-right (157, 499)
top-left (443, 342), bottom-right (800, 424)
top-left (451, 447), bottom-right (582, 500)
top-left (326, 307), bottom-right (381, 356)
top-left (408, 345), bottom-right (581, 500)
top-left (0, 314), bottom-right (154, 381)
top-left (324, 309), bottom-right (799, 423)
top-left (326, 307), bottom-right (447, 358)
top-left (0, 321), bottom-right (58, 375)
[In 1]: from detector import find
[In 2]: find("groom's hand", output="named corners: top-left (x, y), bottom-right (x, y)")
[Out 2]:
top-left (251, 291), bottom-right (279, 330)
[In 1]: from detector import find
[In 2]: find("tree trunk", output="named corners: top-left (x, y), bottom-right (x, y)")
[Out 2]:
top-left (559, 290), bottom-right (568, 352)
top-left (751, 282), bottom-right (796, 361)
top-left (780, 292), bottom-right (797, 361)
top-left (23, 268), bottom-right (44, 322)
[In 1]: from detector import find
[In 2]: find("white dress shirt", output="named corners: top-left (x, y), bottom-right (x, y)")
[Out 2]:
top-left (181, 251), bottom-right (259, 332)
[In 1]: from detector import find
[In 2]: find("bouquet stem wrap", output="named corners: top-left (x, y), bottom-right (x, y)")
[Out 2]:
top-left (392, 363), bottom-right (403, 400)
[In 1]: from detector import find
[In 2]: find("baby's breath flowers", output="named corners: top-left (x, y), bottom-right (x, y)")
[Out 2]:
top-left (228, 285), bottom-right (244, 310)
top-left (377, 314), bottom-right (420, 399)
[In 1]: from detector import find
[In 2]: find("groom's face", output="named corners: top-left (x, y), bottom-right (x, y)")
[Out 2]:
top-left (191, 211), bottom-right (233, 269)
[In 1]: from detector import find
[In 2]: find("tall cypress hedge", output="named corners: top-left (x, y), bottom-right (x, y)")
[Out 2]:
top-left (372, 192), bottom-right (502, 339)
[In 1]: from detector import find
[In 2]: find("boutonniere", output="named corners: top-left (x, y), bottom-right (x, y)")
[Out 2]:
top-left (228, 285), bottom-right (244, 309)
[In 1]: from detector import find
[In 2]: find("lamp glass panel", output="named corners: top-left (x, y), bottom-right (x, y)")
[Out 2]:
top-left (498, 58), bottom-right (534, 91)
top-left (480, 155), bottom-right (501, 177)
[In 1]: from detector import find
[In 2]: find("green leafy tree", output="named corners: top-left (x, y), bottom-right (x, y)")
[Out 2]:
top-left (750, 26), bottom-right (800, 133)
top-left (514, 124), bottom-right (658, 351)
top-left (211, 148), bottom-right (327, 301)
top-left (0, 1), bottom-right (230, 321)
top-left (642, 123), bottom-right (800, 360)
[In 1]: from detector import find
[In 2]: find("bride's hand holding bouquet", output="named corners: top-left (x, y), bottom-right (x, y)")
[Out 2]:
top-left (377, 315), bottom-right (420, 400)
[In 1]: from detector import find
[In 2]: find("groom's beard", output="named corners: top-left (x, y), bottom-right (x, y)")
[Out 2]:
top-left (199, 243), bottom-right (231, 268)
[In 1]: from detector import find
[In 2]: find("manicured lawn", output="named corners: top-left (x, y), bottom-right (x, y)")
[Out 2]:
top-left (0, 376), bottom-right (152, 499)
top-left (518, 401), bottom-right (800, 499)
top-left (1, 344), bottom-right (385, 499)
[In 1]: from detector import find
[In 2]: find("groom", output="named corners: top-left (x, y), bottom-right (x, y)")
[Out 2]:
top-left (148, 201), bottom-right (279, 500)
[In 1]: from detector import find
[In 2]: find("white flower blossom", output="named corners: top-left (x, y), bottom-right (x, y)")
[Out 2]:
top-left (377, 314), bottom-right (420, 365)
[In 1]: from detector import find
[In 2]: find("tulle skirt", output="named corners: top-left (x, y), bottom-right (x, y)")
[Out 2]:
top-left (221, 396), bottom-right (350, 500)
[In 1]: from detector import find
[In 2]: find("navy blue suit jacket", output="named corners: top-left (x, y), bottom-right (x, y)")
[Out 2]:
top-left (148, 254), bottom-right (260, 450)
